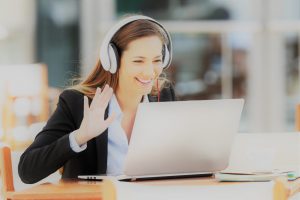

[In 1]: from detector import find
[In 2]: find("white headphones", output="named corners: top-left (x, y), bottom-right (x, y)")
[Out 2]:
top-left (99, 15), bottom-right (173, 74)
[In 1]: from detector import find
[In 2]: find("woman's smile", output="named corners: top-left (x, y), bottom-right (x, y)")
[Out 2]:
top-left (135, 77), bottom-right (153, 86)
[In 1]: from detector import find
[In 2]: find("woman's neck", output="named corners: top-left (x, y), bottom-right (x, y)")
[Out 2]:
top-left (115, 88), bottom-right (143, 113)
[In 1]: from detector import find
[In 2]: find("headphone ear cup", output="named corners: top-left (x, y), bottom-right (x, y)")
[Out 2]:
top-left (108, 43), bottom-right (119, 73)
top-left (162, 44), bottom-right (170, 68)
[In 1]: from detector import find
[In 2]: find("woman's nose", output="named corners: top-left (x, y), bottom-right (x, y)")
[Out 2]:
top-left (142, 63), bottom-right (155, 78)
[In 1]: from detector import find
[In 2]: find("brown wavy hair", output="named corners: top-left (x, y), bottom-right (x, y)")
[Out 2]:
top-left (71, 16), bottom-right (170, 98)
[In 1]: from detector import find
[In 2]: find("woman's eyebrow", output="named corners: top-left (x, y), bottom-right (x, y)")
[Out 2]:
top-left (132, 56), bottom-right (145, 59)
top-left (132, 55), bottom-right (162, 59)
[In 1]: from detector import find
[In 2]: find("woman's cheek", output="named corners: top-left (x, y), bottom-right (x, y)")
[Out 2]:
top-left (155, 66), bottom-right (163, 77)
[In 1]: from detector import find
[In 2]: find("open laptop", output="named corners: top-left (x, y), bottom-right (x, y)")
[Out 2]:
top-left (78, 99), bottom-right (244, 181)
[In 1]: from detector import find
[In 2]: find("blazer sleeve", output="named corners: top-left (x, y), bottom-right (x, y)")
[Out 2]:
top-left (18, 90), bottom-right (83, 184)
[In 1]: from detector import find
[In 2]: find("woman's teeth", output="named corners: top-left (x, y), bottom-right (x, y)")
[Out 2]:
top-left (136, 78), bottom-right (152, 84)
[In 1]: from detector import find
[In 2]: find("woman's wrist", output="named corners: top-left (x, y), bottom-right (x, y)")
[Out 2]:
top-left (74, 128), bottom-right (88, 146)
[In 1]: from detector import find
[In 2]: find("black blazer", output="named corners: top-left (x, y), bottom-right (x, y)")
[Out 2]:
top-left (18, 86), bottom-right (176, 184)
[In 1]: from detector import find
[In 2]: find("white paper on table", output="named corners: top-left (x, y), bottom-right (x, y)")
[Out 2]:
top-left (113, 180), bottom-right (274, 200)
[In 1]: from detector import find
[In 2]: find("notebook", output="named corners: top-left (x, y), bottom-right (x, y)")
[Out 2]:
top-left (214, 170), bottom-right (294, 182)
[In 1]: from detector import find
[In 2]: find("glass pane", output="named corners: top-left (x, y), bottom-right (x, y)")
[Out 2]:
top-left (164, 32), bottom-right (250, 131)
top-left (167, 33), bottom-right (249, 100)
top-left (231, 33), bottom-right (249, 99)
top-left (230, 33), bottom-right (251, 132)
top-left (36, 0), bottom-right (80, 88)
top-left (170, 33), bottom-right (222, 100)
top-left (284, 33), bottom-right (300, 131)
top-left (116, 0), bottom-right (258, 21)
top-left (270, 0), bottom-right (300, 20)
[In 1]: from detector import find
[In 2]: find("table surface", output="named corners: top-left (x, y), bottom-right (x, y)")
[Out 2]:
top-left (7, 177), bottom-right (248, 200)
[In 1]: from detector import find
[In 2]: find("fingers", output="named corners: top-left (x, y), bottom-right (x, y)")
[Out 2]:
top-left (83, 96), bottom-right (89, 117)
top-left (90, 84), bottom-right (113, 110)
top-left (90, 87), bottom-right (102, 110)
top-left (99, 86), bottom-right (113, 108)
top-left (98, 84), bottom-right (110, 102)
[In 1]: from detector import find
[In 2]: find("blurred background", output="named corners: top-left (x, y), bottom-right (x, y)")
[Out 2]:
top-left (0, 0), bottom-right (300, 150)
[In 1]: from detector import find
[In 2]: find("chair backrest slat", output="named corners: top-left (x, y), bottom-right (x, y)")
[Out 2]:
top-left (0, 146), bottom-right (15, 194)
top-left (296, 105), bottom-right (300, 132)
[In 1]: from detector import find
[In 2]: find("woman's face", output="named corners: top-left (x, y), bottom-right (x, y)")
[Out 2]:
top-left (117, 36), bottom-right (164, 96)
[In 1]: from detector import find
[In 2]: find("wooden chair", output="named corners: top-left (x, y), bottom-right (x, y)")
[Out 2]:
top-left (1, 63), bottom-right (49, 150)
top-left (0, 146), bottom-right (14, 200)
top-left (296, 104), bottom-right (300, 131)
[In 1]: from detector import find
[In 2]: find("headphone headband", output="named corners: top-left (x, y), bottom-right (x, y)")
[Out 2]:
top-left (99, 15), bottom-right (172, 73)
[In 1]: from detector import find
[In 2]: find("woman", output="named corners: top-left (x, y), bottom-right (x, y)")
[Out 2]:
top-left (18, 15), bottom-right (176, 184)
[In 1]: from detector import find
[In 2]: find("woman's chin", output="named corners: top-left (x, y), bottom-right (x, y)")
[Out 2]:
top-left (134, 80), bottom-right (153, 94)
top-left (137, 87), bottom-right (152, 96)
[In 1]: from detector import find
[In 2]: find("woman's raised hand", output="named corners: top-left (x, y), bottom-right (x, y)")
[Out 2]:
top-left (75, 84), bottom-right (116, 145)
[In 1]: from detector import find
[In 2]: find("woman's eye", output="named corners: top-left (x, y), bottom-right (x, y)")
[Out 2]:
top-left (154, 60), bottom-right (162, 63)
top-left (133, 60), bottom-right (143, 63)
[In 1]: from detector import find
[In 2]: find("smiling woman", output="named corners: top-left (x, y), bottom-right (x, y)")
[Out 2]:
top-left (18, 15), bottom-right (176, 184)
top-left (72, 15), bottom-right (172, 99)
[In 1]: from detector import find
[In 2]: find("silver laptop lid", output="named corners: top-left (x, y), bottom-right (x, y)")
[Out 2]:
top-left (124, 99), bottom-right (244, 176)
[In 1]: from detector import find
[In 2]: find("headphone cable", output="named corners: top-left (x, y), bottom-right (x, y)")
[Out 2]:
top-left (156, 79), bottom-right (160, 102)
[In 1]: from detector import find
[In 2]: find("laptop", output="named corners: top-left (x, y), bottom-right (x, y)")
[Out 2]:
top-left (78, 99), bottom-right (244, 181)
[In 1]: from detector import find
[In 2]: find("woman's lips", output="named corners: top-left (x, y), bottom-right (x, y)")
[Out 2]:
top-left (135, 77), bottom-right (153, 85)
